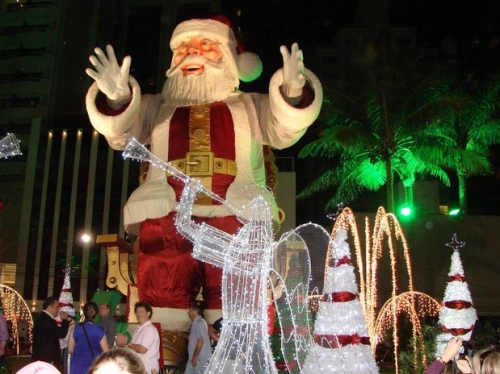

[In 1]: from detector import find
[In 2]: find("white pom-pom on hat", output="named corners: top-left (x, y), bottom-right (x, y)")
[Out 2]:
top-left (236, 50), bottom-right (263, 82)
top-left (170, 15), bottom-right (263, 83)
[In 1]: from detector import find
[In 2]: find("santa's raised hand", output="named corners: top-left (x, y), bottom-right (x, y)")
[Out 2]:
top-left (85, 45), bottom-right (132, 106)
top-left (280, 43), bottom-right (306, 101)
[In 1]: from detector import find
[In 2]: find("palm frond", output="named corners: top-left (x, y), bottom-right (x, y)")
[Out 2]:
top-left (414, 146), bottom-right (491, 175)
top-left (403, 94), bottom-right (464, 130)
top-left (467, 120), bottom-right (500, 151)
top-left (298, 137), bottom-right (342, 158)
top-left (397, 150), bottom-right (451, 186)
top-left (297, 169), bottom-right (340, 199)
top-left (366, 95), bottom-right (383, 131)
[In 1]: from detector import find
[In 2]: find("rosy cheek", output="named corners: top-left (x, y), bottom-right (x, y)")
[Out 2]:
top-left (173, 53), bottom-right (186, 66)
top-left (203, 50), bottom-right (223, 62)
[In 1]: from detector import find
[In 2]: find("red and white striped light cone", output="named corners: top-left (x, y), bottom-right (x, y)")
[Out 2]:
top-left (302, 229), bottom-right (379, 373)
top-left (435, 234), bottom-right (477, 356)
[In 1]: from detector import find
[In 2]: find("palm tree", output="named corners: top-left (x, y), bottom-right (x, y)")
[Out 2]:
top-left (298, 44), bottom-right (473, 213)
top-left (443, 77), bottom-right (500, 214)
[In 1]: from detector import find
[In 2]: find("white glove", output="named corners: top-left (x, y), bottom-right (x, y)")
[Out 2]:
top-left (85, 44), bottom-right (132, 106)
top-left (280, 43), bottom-right (306, 100)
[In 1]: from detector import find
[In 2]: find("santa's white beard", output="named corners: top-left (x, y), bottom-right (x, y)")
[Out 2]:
top-left (162, 56), bottom-right (238, 106)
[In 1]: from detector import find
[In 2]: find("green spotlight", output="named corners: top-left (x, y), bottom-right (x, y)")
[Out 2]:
top-left (449, 208), bottom-right (460, 216)
top-left (400, 207), bottom-right (412, 217)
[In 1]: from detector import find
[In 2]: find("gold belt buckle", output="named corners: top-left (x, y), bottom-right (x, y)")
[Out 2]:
top-left (185, 151), bottom-right (214, 176)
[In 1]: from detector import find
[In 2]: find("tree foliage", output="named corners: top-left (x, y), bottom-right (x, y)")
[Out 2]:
top-left (298, 44), bottom-right (491, 212)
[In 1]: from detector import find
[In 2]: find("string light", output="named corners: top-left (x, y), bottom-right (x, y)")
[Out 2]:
top-left (0, 133), bottom-right (22, 159)
top-left (122, 137), bottom-right (440, 373)
top-left (303, 228), bottom-right (379, 373)
top-left (123, 136), bottom-right (317, 373)
top-left (435, 234), bottom-right (477, 356)
top-left (328, 207), bottom-right (439, 374)
top-left (0, 285), bottom-right (33, 355)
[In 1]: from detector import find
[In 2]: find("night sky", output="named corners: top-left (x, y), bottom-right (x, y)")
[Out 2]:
top-left (213, 0), bottom-right (500, 218)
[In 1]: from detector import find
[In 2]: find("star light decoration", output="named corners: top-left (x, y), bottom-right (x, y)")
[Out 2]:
top-left (435, 233), bottom-right (477, 356)
top-left (445, 233), bottom-right (465, 252)
top-left (122, 136), bottom-right (317, 373)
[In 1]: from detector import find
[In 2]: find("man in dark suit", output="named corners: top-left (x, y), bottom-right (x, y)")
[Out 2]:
top-left (31, 296), bottom-right (70, 370)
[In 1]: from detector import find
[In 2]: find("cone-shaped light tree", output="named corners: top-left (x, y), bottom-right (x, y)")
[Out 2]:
top-left (302, 229), bottom-right (378, 373)
top-left (435, 234), bottom-right (477, 356)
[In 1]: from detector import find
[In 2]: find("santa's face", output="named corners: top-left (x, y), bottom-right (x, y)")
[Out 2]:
top-left (163, 35), bottom-right (239, 106)
top-left (173, 37), bottom-right (223, 75)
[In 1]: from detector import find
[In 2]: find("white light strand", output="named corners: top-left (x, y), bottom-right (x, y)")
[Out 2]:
top-left (123, 135), bottom-right (322, 373)
top-left (0, 285), bottom-right (33, 354)
top-left (327, 207), bottom-right (440, 374)
top-left (0, 133), bottom-right (22, 159)
top-left (176, 179), bottom-right (276, 373)
top-left (435, 235), bottom-right (477, 356)
top-left (302, 228), bottom-right (379, 374)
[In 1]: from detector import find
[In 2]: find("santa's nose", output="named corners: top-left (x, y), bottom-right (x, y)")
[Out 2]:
top-left (188, 46), bottom-right (200, 54)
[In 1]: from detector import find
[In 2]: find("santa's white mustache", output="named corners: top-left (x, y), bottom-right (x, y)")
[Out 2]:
top-left (166, 55), bottom-right (223, 77)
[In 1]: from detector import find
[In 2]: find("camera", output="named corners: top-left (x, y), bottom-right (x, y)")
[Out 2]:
top-left (459, 341), bottom-right (471, 359)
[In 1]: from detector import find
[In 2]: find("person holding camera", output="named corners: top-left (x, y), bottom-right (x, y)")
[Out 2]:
top-left (424, 337), bottom-right (472, 374)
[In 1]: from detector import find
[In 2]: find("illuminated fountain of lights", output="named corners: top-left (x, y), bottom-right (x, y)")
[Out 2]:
top-left (323, 207), bottom-right (440, 374)
top-left (0, 284), bottom-right (33, 354)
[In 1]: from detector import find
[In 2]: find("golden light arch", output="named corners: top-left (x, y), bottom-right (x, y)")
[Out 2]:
top-left (326, 206), bottom-right (440, 374)
top-left (0, 284), bottom-right (33, 354)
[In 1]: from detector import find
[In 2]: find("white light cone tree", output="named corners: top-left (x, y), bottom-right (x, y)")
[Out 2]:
top-left (435, 234), bottom-right (477, 356)
top-left (302, 228), bottom-right (379, 374)
top-left (57, 265), bottom-right (76, 349)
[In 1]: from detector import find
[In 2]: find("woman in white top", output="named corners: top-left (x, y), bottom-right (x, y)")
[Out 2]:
top-left (116, 302), bottom-right (160, 374)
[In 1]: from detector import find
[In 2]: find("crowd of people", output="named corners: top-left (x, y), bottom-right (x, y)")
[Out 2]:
top-left (16, 297), bottom-right (216, 374)
top-left (17, 294), bottom-right (500, 374)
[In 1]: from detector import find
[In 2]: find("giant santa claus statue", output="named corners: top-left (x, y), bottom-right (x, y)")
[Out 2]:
top-left (85, 15), bottom-right (322, 330)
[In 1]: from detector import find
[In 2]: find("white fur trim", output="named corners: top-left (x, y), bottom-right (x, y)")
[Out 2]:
top-left (170, 19), bottom-right (236, 49)
top-left (203, 309), bottom-right (223, 325)
top-left (123, 179), bottom-right (177, 235)
top-left (268, 68), bottom-right (323, 134)
top-left (152, 307), bottom-right (191, 331)
top-left (86, 76), bottom-right (142, 139)
top-left (169, 19), bottom-right (262, 83)
top-left (150, 307), bottom-right (221, 330)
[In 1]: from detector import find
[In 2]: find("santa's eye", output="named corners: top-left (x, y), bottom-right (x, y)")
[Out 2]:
top-left (177, 43), bottom-right (188, 53)
top-left (200, 40), bottom-right (216, 50)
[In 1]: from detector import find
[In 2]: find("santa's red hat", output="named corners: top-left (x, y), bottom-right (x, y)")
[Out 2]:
top-left (170, 15), bottom-right (263, 83)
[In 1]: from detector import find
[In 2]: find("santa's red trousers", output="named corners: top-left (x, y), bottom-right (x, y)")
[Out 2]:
top-left (137, 212), bottom-right (242, 309)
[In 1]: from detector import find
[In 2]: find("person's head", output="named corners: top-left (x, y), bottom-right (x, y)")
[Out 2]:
top-left (212, 317), bottom-right (223, 332)
top-left (134, 302), bottom-right (152, 325)
top-left (16, 360), bottom-right (61, 374)
top-left (188, 302), bottom-right (203, 321)
top-left (42, 297), bottom-right (60, 318)
top-left (162, 15), bottom-right (262, 106)
top-left (83, 301), bottom-right (98, 322)
top-left (98, 303), bottom-right (111, 317)
top-left (472, 347), bottom-right (500, 374)
top-left (87, 347), bottom-right (145, 374)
